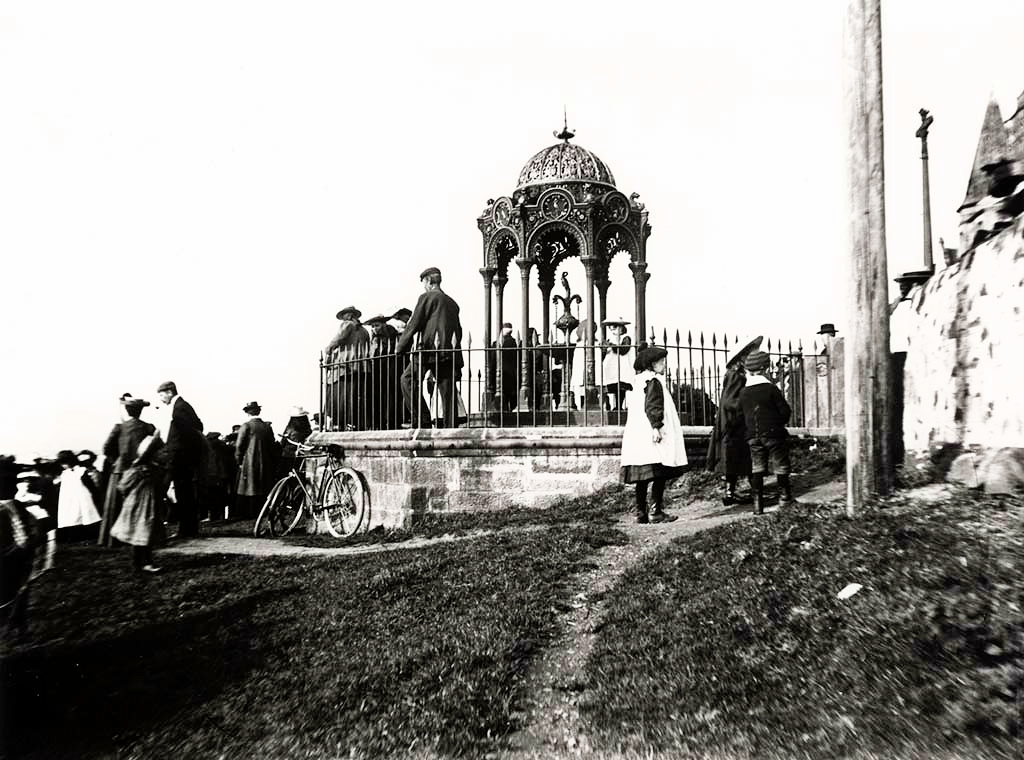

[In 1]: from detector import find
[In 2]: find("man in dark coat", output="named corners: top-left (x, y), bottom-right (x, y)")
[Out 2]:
top-left (488, 322), bottom-right (520, 412)
top-left (365, 315), bottom-right (401, 430)
top-left (235, 402), bottom-right (278, 519)
top-left (324, 307), bottom-right (370, 431)
top-left (396, 267), bottom-right (463, 428)
top-left (156, 381), bottom-right (204, 538)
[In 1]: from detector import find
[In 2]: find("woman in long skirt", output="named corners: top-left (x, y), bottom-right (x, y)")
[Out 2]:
top-left (705, 336), bottom-right (762, 505)
top-left (620, 347), bottom-right (688, 524)
top-left (111, 431), bottom-right (166, 574)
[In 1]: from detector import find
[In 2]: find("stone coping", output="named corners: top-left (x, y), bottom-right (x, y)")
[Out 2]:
top-left (307, 426), bottom-right (842, 453)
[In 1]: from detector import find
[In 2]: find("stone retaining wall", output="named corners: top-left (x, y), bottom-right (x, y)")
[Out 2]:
top-left (303, 425), bottom-right (837, 532)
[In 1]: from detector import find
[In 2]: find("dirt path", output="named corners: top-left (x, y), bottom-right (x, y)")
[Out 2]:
top-left (160, 478), bottom-right (846, 758)
top-left (494, 491), bottom-right (757, 758)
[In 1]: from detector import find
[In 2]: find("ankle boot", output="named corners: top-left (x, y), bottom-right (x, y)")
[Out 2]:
top-left (778, 474), bottom-right (796, 505)
top-left (751, 474), bottom-right (765, 515)
top-left (722, 475), bottom-right (738, 506)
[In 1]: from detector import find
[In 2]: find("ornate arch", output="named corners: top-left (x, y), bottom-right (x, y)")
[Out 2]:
top-left (526, 220), bottom-right (587, 282)
top-left (487, 230), bottom-right (521, 276)
top-left (595, 223), bottom-right (639, 265)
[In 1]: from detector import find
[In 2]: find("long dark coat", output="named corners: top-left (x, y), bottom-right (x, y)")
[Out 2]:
top-left (163, 397), bottom-right (205, 471)
top-left (396, 289), bottom-right (463, 378)
top-left (705, 367), bottom-right (752, 476)
top-left (235, 417), bottom-right (277, 497)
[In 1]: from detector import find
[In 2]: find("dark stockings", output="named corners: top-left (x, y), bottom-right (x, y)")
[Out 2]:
top-left (635, 478), bottom-right (667, 521)
top-left (132, 545), bottom-right (152, 568)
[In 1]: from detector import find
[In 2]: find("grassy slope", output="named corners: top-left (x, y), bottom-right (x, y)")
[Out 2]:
top-left (1, 520), bottom-right (625, 759)
top-left (581, 491), bottom-right (1023, 759)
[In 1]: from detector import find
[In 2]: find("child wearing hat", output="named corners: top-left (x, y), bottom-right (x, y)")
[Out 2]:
top-left (738, 350), bottom-right (794, 514)
top-left (619, 346), bottom-right (687, 523)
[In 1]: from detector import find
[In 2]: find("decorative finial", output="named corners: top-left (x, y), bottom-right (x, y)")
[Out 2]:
top-left (554, 106), bottom-right (574, 142)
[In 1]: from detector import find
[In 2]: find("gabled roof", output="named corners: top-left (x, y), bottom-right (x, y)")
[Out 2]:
top-left (959, 96), bottom-right (1011, 211)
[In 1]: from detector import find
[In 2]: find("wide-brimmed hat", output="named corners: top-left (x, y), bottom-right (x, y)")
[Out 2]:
top-left (602, 317), bottom-right (631, 327)
top-left (817, 323), bottom-right (839, 336)
top-left (744, 350), bottom-right (771, 373)
top-left (243, 401), bottom-right (261, 415)
top-left (726, 335), bottom-right (764, 369)
top-left (289, 405), bottom-right (309, 418)
top-left (419, 266), bottom-right (441, 280)
top-left (364, 314), bottom-right (390, 326)
top-left (122, 397), bottom-right (151, 410)
top-left (336, 306), bottom-right (361, 321)
top-left (634, 346), bottom-right (668, 372)
top-left (391, 307), bottom-right (412, 322)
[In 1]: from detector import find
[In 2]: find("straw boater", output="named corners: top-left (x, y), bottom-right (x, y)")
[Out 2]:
top-left (705, 335), bottom-right (763, 506)
top-left (396, 266), bottom-right (463, 428)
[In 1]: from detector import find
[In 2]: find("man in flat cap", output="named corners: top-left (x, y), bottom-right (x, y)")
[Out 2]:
top-left (156, 381), bottom-right (204, 537)
top-left (396, 267), bottom-right (463, 428)
top-left (323, 307), bottom-right (370, 431)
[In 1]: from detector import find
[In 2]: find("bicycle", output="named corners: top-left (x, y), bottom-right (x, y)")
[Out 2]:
top-left (254, 443), bottom-right (366, 539)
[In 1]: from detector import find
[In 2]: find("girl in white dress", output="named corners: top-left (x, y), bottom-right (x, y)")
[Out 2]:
top-left (620, 347), bottom-right (688, 523)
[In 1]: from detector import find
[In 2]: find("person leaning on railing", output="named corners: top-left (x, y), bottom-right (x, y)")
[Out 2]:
top-left (395, 266), bottom-right (463, 429)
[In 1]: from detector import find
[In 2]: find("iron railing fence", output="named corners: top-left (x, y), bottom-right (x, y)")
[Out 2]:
top-left (319, 330), bottom-right (823, 431)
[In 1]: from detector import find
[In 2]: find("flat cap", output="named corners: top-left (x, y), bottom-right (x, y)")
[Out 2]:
top-left (419, 266), bottom-right (441, 280)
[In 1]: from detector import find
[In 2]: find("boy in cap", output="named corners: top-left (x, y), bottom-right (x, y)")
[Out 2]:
top-left (738, 350), bottom-right (794, 514)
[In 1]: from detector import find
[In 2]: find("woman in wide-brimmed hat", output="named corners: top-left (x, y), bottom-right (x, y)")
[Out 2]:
top-left (620, 346), bottom-right (687, 524)
top-left (98, 395), bottom-right (153, 547)
top-left (705, 336), bottom-right (763, 506)
top-left (111, 429), bottom-right (166, 573)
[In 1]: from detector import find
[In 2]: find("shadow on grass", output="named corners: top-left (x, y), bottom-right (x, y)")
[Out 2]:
top-left (1, 586), bottom-right (296, 759)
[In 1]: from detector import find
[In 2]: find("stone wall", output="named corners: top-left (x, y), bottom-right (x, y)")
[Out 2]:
top-left (901, 213), bottom-right (1024, 453)
top-left (303, 427), bottom-right (706, 531)
top-left (302, 424), bottom-right (837, 532)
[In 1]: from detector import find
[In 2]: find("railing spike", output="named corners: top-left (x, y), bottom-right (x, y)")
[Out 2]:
top-left (675, 328), bottom-right (680, 344)
top-left (798, 338), bottom-right (803, 353)
top-left (467, 331), bottom-right (472, 348)
top-left (662, 328), bottom-right (667, 345)
top-left (699, 331), bottom-right (705, 347)
top-left (687, 329), bottom-right (692, 346)
top-left (711, 332), bottom-right (717, 348)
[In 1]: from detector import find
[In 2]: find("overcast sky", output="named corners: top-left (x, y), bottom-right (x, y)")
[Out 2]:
top-left (2, 1), bottom-right (1022, 458)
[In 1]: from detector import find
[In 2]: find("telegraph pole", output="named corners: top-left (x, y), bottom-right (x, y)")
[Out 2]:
top-left (844, 0), bottom-right (894, 516)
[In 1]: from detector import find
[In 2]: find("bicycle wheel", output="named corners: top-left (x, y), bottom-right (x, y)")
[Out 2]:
top-left (320, 466), bottom-right (366, 538)
top-left (253, 475), bottom-right (308, 538)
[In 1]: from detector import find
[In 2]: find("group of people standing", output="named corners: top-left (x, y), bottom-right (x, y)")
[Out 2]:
top-left (323, 265), bottom-right (466, 431)
top-left (620, 337), bottom-right (796, 524)
top-left (705, 337), bottom-right (795, 515)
